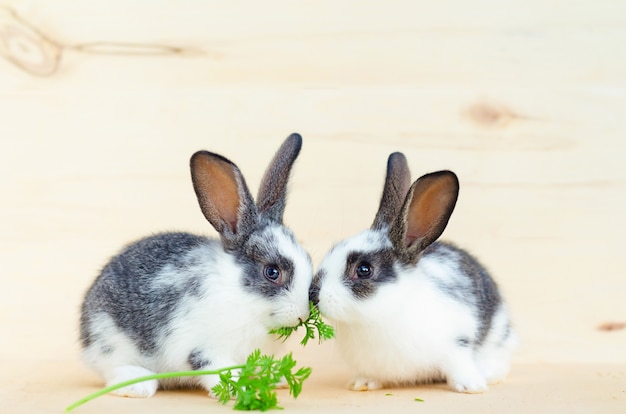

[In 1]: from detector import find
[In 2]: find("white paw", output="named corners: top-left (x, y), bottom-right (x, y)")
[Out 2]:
top-left (207, 388), bottom-right (222, 400)
top-left (349, 377), bottom-right (383, 391)
top-left (201, 375), bottom-right (223, 399)
top-left (107, 365), bottom-right (158, 398)
top-left (448, 373), bottom-right (488, 394)
top-left (202, 368), bottom-right (241, 399)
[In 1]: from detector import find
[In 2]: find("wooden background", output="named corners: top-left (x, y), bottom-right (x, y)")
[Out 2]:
top-left (1, 1), bottom-right (624, 412)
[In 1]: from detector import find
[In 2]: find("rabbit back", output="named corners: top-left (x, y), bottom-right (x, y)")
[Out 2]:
top-left (81, 232), bottom-right (213, 354)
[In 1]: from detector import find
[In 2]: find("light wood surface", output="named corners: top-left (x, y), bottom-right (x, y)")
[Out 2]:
top-left (1, 1), bottom-right (625, 412)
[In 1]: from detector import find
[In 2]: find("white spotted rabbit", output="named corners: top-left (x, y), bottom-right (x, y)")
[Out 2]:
top-left (80, 134), bottom-right (313, 398)
top-left (311, 152), bottom-right (516, 393)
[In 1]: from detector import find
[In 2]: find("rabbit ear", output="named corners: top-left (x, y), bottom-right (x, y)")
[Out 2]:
top-left (389, 170), bottom-right (459, 263)
top-left (190, 151), bottom-right (258, 249)
top-left (256, 133), bottom-right (303, 223)
top-left (372, 152), bottom-right (412, 230)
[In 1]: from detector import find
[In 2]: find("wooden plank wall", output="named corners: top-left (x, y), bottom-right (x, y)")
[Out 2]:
top-left (1, 0), bottom-right (625, 378)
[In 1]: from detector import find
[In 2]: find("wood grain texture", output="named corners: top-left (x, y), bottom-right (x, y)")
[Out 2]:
top-left (0, 1), bottom-right (624, 412)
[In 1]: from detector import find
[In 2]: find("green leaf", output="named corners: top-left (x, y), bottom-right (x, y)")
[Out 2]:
top-left (414, 397), bottom-right (425, 402)
top-left (66, 350), bottom-right (311, 412)
top-left (269, 302), bottom-right (335, 346)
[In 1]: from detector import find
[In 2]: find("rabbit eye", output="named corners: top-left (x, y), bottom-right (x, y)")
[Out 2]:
top-left (263, 264), bottom-right (281, 283)
top-left (355, 261), bottom-right (372, 279)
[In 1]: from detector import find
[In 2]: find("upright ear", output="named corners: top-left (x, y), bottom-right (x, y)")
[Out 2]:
top-left (256, 133), bottom-right (303, 223)
top-left (190, 151), bottom-right (258, 249)
top-left (372, 152), bottom-right (412, 230)
top-left (389, 170), bottom-right (459, 263)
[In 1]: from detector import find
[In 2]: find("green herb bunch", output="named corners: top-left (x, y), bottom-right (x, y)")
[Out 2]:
top-left (66, 351), bottom-right (310, 412)
top-left (212, 349), bottom-right (311, 411)
top-left (270, 301), bottom-right (335, 345)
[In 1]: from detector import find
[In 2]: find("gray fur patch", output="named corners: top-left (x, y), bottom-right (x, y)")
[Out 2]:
top-left (237, 228), bottom-right (296, 298)
top-left (188, 348), bottom-right (211, 371)
top-left (256, 133), bottom-right (302, 224)
top-left (423, 241), bottom-right (502, 345)
top-left (309, 269), bottom-right (325, 304)
top-left (499, 322), bottom-right (513, 346)
top-left (80, 232), bottom-right (212, 354)
top-left (456, 337), bottom-right (472, 347)
top-left (342, 248), bottom-right (397, 299)
top-left (371, 152), bottom-right (411, 230)
top-left (101, 345), bottom-right (114, 355)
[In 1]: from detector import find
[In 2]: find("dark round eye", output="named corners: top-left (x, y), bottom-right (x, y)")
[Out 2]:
top-left (263, 264), bottom-right (281, 282)
top-left (355, 261), bottom-right (372, 279)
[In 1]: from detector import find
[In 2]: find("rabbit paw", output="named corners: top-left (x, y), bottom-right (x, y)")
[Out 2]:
top-left (447, 372), bottom-right (488, 394)
top-left (349, 377), bottom-right (383, 391)
top-left (203, 367), bottom-right (241, 399)
top-left (445, 350), bottom-right (490, 394)
top-left (107, 365), bottom-right (158, 398)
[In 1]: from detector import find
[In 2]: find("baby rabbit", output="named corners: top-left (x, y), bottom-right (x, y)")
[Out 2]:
top-left (312, 152), bottom-right (516, 393)
top-left (80, 133), bottom-right (313, 398)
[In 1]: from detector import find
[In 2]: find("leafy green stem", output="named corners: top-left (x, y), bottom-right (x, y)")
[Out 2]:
top-left (66, 351), bottom-right (311, 412)
top-left (269, 302), bottom-right (335, 346)
top-left (66, 366), bottom-right (244, 412)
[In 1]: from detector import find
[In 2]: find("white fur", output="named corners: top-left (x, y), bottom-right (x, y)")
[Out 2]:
top-left (264, 225), bottom-right (313, 328)
top-left (474, 305), bottom-right (518, 384)
top-left (107, 366), bottom-right (158, 398)
top-left (82, 231), bottom-right (313, 397)
top-left (317, 229), bottom-right (515, 393)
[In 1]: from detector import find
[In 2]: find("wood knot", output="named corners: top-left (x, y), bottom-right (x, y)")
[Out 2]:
top-left (465, 102), bottom-right (517, 128)
top-left (597, 321), bottom-right (626, 332)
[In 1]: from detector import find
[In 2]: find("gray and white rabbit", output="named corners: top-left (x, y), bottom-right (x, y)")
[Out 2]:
top-left (311, 152), bottom-right (516, 393)
top-left (80, 134), bottom-right (313, 398)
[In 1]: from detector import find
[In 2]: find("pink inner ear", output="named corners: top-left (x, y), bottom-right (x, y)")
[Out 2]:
top-left (404, 179), bottom-right (454, 248)
top-left (208, 163), bottom-right (240, 233)
top-left (404, 229), bottom-right (420, 247)
top-left (405, 202), bottom-right (434, 247)
top-left (194, 155), bottom-right (241, 234)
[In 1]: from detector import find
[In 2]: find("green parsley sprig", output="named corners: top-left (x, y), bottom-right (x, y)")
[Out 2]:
top-left (212, 350), bottom-right (311, 411)
top-left (66, 350), bottom-right (311, 412)
top-left (269, 302), bottom-right (335, 346)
